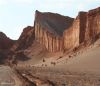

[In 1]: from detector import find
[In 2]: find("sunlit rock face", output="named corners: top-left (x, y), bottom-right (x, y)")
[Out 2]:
top-left (0, 7), bottom-right (100, 54)
top-left (64, 12), bottom-right (87, 51)
top-left (63, 19), bottom-right (79, 51)
top-left (64, 7), bottom-right (100, 50)
top-left (34, 10), bottom-right (74, 52)
top-left (34, 7), bottom-right (100, 52)
top-left (85, 7), bottom-right (100, 43)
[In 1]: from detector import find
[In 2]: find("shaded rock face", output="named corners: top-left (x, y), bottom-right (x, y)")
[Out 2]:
top-left (0, 26), bottom-right (34, 64)
top-left (0, 32), bottom-right (15, 64)
top-left (35, 10), bottom-right (74, 36)
top-left (34, 11), bottom-right (74, 52)
top-left (12, 26), bottom-right (34, 51)
top-left (0, 32), bottom-right (15, 50)
top-left (78, 12), bottom-right (87, 43)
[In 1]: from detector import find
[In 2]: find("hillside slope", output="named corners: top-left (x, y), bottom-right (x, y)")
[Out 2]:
top-left (55, 39), bottom-right (100, 75)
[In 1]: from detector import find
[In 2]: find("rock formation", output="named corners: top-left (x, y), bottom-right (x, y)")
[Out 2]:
top-left (0, 26), bottom-right (34, 64)
top-left (34, 10), bottom-right (74, 52)
top-left (85, 7), bottom-right (100, 43)
top-left (0, 32), bottom-right (15, 50)
top-left (64, 12), bottom-right (87, 50)
top-left (0, 32), bottom-right (15, 64)
top-left (12, 26), bottom-right (34, 51)
top-left (64, 7), bottom-right (100, 51)
top-left (34, 7), bottom-right (100, 52)
top-left (0, 7), bottom-right (100, 61)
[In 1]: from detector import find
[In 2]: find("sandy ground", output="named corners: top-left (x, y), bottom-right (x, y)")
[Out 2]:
top-left (0, 66), bottom-right (22, 86)
top-left (53, 39), bottom-right (100, 75)
top-left (17, 65), bottom-right (100, 86)
top-left (17, 41), bottom-right (63, 67)
top-left (15, 39), bottom-right (100, 86)
top-left (1, 39), bottom-right (100, 86)
top-left (30, 39), bottom-right (100, 75)
top-left (60, 47), bottom-right (100, 75)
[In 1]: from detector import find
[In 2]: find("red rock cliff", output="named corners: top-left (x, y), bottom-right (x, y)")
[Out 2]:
top-left (64, 17), bottom-right (80, 51)
top-left (64, 7), bottom-right (100, 51)
top-left (85, 7), bottom-right (100, 43)
top-left (34, 10), bottom-right (74, 52)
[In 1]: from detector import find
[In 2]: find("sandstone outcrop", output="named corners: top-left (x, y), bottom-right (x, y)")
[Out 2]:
top-left (85, 7), bottom-right (100, 43)
top-left (63, 7), bottom-right (100, 51)
top-left (34, 7), bottom-right (100, 52)
top-left (64, 12), bottom-right (87, 50)
top-left (34, 10), bottom-right (74, 52)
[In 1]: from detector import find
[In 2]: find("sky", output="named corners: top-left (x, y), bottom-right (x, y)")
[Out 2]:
top-left (0, 0), bottom-right (100, 40)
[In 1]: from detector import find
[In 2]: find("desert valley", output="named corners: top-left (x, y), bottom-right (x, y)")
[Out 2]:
top-left (0, 7), bottom-right (100, 86)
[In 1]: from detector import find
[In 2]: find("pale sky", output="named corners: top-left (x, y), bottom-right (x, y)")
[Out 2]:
top-left (0, 0), bottom-right (100, 39)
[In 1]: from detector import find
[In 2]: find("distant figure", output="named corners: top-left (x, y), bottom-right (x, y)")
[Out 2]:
top-left (43, 58), bottom-right (45, 62)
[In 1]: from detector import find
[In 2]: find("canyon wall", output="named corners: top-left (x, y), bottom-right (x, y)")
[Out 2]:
top-left (64, 12), bottom-right (87, 50)
top-left (85, 7), bottom-right (100, 43)
top-left (35, 22), bottom-right (63, 52)
top-left (34, 11), bottom-right (74, 52)
top-left (0, 7), bottom-right (99, 62)
top-left (63, 17), bottom-right (79, 51)
top-left (34, 7), bottom-right (100, 52)
top-left (64, 7), bottom-right (100, 51)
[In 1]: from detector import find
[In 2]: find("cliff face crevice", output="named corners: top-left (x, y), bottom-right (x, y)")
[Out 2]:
top-left (78, 12), bottom-right (87, 43)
